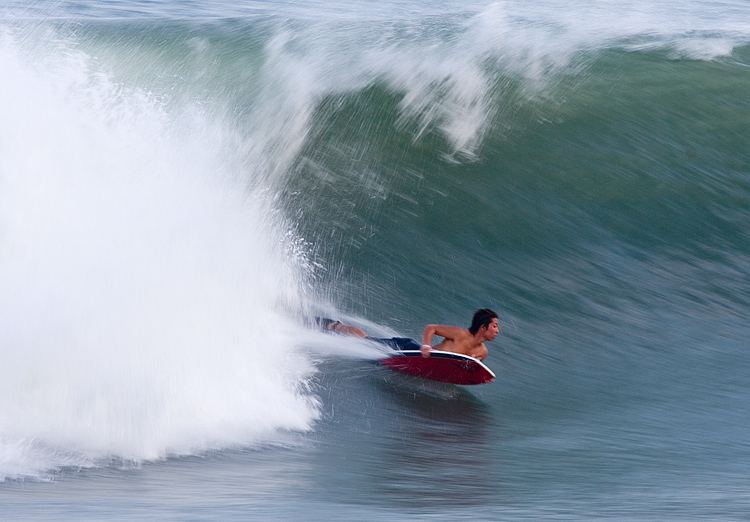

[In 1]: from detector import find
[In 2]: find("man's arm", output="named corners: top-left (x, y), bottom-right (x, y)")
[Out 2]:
top-left (421, 324), bottom-right (466, 357)
top-left (472, 344), bottom-right (488, 361)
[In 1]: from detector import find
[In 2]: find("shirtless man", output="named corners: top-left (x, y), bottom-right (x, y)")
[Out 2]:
top-left (420, 308), bottom-right (499, 361)
top-left (316, 308), bottom-right (500, 362)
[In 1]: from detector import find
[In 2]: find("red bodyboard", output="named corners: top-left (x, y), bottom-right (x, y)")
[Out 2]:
top-left (380, 350), bottom-right (495, 385)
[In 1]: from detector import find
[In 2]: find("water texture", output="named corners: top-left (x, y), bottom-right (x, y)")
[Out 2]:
top-left (1, 1), bottom-right (749, 519)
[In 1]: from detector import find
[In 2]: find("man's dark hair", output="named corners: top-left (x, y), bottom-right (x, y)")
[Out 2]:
top-left (469, 308), bottom-right (498, 335)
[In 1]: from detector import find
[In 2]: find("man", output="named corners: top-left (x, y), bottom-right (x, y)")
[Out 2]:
top-left (419, 308), bottom-right (499, 361)
top-left (316, 308), bottom-right (499, 362)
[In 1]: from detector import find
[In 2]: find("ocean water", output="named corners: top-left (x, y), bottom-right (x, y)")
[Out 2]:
top-left (1, 1), bottom-right (749, 519)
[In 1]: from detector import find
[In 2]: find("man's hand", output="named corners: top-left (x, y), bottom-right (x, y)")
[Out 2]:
top-left (420, 344), bottom-right (432, 358)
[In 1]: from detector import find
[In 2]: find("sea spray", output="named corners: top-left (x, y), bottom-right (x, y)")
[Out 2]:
top-left (0, 28), bottom-right (318, 479)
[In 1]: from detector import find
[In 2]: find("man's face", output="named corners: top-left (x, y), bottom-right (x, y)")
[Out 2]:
top-left (483, 318), bottom-right (500, 340)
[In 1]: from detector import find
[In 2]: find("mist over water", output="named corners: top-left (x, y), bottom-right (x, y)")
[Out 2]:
top-left (0, 25), bottom-right (321, 479)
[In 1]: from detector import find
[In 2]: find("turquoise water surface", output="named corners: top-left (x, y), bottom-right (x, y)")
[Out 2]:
top-left (1, 1), bottom-right (749, 519)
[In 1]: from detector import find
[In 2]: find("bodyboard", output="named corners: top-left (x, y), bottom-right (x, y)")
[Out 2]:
top-left (380, 350), bottom-right (495, 385)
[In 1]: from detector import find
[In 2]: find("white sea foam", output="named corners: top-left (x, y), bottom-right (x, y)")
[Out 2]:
top-left (0, 29), bottom-right (321, 480)
top-left (234, 0), bottom-right (750, 160)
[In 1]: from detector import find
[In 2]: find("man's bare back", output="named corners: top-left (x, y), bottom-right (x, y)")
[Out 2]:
top-left (421, 309), bottom-right (499, 361)
top-left (315, 308), bottom-right (500, 362)
top-left (431, 332), bottom-right (489, 360)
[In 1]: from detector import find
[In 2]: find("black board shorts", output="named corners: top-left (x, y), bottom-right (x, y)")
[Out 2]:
top-left (367, 337), bottom-right (421, 352)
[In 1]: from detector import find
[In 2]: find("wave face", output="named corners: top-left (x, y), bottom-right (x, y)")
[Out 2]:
top-left (1, 0), bottom-right (749, 482)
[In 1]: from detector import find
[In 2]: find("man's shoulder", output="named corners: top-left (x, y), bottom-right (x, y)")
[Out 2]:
top-left (454, 328), bottom-right (475, 342)
top-left (447, 326), bottom-right (470, 338)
